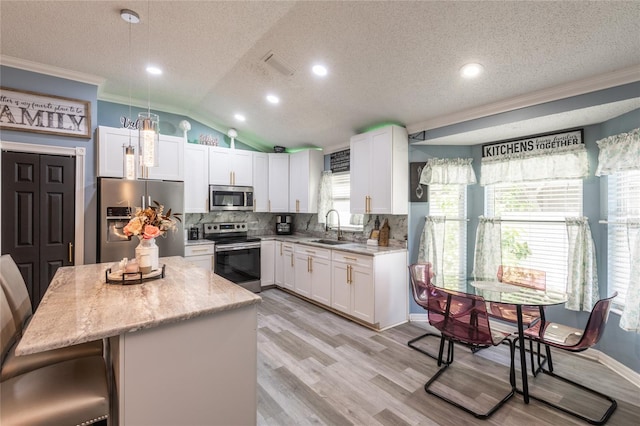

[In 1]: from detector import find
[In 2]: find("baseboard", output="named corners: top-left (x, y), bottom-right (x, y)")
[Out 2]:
top-left (408, 315), bottom-right (640, 388)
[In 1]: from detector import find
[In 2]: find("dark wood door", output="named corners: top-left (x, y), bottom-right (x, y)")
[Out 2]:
top-left (1, 151), bottom-right (75, 310)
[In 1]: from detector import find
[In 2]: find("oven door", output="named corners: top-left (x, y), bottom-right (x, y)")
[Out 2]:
top-left (214, 242), bottom-right (261, 293)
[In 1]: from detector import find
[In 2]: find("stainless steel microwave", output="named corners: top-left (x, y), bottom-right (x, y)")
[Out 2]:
top-left (209, 185), bottom-right (254, 211)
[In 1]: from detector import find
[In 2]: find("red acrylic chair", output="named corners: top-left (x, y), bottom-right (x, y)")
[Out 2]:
top-left (407, 263), bottom-right (442, 360)
top-left (522, 293), bottom-right (618, 425)
top-left (424, 284), bottom-right (516, 419)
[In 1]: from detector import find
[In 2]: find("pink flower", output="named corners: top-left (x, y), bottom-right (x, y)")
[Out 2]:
top-left (142, 224), bottom-right (162, 239)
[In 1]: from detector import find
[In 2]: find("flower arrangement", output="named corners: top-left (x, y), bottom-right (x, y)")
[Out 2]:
top-left (123, 201), bottom-right (182, 240)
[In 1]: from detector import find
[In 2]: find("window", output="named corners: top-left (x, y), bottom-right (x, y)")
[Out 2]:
top-left (485, 180), bottom-right (583, 294)
top-left (328, 172), bottom-right (363, 230)
top-left (429, 184), bottom-right (467, 289)
top-left (607, 170), bottom-right (640, 309)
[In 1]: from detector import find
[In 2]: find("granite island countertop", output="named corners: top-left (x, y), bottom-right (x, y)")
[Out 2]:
top-left (15, 256), bottom-right (261, 356)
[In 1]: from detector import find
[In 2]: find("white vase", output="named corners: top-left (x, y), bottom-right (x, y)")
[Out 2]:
top-left (135, 238), bottom-right (159, 273)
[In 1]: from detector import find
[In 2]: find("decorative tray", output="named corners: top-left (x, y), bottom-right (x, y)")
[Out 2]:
top-left (105, 264), bottom-right (166, 285)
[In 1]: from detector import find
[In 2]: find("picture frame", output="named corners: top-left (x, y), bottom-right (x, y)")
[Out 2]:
top-left (369, 229), bottom-right (380, 240)
top-left (0, 87), bottom-right (91, 138)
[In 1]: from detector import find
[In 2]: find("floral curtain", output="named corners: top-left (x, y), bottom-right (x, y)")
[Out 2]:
top-left (565, 217), bottom-right (599, 312)
top-left (595, 128), bottom-right (640, 176)
top-left (420, 158), bottom-right (477, 185)
top-left (620, 220), bottom-right (640, 332)
top-left (317, 171), bottom-right (333, 224)
top-left (480, 147), bottom-right (589, 185)
top-left (418, 216), bottom-right (446, 287)
top-left (472, 217), bottom-right (502, 281)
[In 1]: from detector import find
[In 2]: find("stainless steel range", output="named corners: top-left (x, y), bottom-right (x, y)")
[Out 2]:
top-left (204, 222), bottom-right (261, 293)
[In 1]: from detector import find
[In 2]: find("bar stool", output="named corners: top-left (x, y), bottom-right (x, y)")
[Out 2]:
top-left (1, 289), bottom-right (109, 425)
top-left (0, 254), bottom-right (103, 381)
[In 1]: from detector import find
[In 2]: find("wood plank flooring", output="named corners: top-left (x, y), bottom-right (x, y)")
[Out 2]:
top-left (257, 289), bottom-right (640, 426)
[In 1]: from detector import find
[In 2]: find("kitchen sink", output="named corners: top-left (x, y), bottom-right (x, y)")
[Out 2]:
top-left (310, 239), bottom-right (349, 245)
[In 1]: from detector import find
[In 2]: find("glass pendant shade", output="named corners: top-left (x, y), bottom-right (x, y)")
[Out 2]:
top-left (123, 145), bottom-right (136, 180)
top-left (138, 112), bottom-right (159, 167)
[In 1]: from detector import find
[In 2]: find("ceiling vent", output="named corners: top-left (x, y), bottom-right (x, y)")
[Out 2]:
top-left (262, 51), bottom-right (295, 76)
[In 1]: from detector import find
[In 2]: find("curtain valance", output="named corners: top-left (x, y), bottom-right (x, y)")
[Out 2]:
top-left (595, 128), bottom-right (640, 176)
top-left (419, 158), bottom-right (477, 185)
top-left (480, 147), bottom-right (589, 185)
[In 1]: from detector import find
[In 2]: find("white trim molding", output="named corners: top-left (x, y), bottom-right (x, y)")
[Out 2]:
top-left (0, 55), bottom-right (104, 87)
top-left (0, 140), bottom-right (85, 265)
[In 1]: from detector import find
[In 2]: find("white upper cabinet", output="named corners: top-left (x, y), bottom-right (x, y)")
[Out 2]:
top-left (349, 125), bottom-right (408, 214)
top-left (208, 147), bottom-right (253, 186)
top-left (97, 126), bottom-right (184, 181)
top-left (252, 153), bottom-right (269, 212)
top-left (288, 150), bottom-right (324, 213)
top-left (184, 143), bottom-right (209, 213)
top-left (268, 153), bottom-right (289, 213)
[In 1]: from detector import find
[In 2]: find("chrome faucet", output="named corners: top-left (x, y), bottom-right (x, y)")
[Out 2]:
top-left (325, 209), bottom-right (343, 240)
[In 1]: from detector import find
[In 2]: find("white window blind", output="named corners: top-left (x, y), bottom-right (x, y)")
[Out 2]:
top-left (607, 170), bottom-right (640, 309)
top-left (330, 172), bottom-right (363, 229)
top-left (485, 180), bottom-right (583, 294)
top-left (429, 184), bottom-right (467, 289)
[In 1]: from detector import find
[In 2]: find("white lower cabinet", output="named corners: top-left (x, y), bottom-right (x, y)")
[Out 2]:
top-left (184, 243), bottom-right (215, 271)
top-left (294, 245), bottom-right (331, 304)
top-left (276, 242), bottom-right (295, 291)
top-left (331, 249), bottom-right (407, 330)
top-left (261, 240), bottom-right (275, 287)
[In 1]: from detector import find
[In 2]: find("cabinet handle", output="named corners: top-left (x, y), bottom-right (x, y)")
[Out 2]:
top-left (305, 250), bottom-right (316, 254)
top-left (296, 199), bottom-right (300, 213)
top-left (280, 244), bottom-right (283, 256)
top-left (192, 248), bottom-right (209, 253)
top-left (344, 256), bottom-right (357, 262)
top-left (68, 242), bottom-right (73, 263)
top-left (253, 198), bottom-right (256, 212)
top-left (309, 257), bottom-right (313, 273)
top-left (291, 253), bottom-right (294, 267)
top-left (347, 265), bottom-right (352, 284)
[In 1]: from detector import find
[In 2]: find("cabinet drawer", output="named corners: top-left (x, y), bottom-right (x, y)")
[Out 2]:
top-left (184, 244), bottom-right (214, 256)
top-left (281, 242), bottom-right (295, 252)
top-left (331, 251), bottom-right (373, 268)
top-left (294, 245), bottom-right (330, 260)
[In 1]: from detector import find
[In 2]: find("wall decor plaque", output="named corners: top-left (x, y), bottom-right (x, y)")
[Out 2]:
top-left (0, 87), bottom-right (91, 138)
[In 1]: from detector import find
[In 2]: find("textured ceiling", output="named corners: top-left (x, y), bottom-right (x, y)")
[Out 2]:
top-left (1, 1), bottom-right (639, 151)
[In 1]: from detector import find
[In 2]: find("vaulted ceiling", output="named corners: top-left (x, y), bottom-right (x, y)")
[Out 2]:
top-left (1, 1), bottom-right (639, 151)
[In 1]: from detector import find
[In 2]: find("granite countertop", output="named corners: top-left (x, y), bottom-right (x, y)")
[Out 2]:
top-left (257, 235), bottom-right (407, 256)
top-left (16, 256), bottom-right (261, 356)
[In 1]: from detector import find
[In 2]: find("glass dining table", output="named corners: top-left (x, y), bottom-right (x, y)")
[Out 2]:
top-left (437, 279), bottom-right (567, 404)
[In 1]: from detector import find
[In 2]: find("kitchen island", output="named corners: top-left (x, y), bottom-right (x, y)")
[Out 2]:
top-left (16, 256), bottom-right (261, 426)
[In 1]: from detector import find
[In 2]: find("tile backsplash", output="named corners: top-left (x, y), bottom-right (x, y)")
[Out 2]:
top-left (185, 212), bottom-right (407, 246)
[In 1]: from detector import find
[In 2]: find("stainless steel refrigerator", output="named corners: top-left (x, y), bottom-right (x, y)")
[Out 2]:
top-left (98, 177), bottom-right (184, 263)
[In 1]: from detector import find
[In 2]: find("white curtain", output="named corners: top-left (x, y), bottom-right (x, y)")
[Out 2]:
top-left (620, 220), bottom-right (640, 332)
top-left (418, 216), bottom-right (446, 287)
top-left (473, 217), bottom-right (502, 281)
top-left (420, 158), bottom-right (477, 185)
top-left (565, 217), bottom-right (599, 312)
top-left (481, 147), bottom-right (589, 185)
top-left (595, 128), bottom-right (640, 176)
top-left (317, 171), bottom-right (333, 224)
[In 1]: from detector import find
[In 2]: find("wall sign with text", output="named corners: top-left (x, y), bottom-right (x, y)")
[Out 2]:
top-left (482, 129), bottom-right (583, 160)
top-left (330, 149), bottom-right (350, 172)
top-left (0, 87), bottom-right (91, 138)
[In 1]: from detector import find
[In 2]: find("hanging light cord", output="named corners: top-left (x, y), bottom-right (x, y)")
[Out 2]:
top-left (146, 0), bottom-right (151, 115)
top-left (127, 14), bottom-right (133, 148)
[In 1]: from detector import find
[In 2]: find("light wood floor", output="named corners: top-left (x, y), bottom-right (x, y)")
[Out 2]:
top-left (257, 289), bottom-right (640, 426)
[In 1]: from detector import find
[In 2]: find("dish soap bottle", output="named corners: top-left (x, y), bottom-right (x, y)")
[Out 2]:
top-left (374, 215), bottom-right (380, 230)
top-left (379, 218), bottom-right (390, 247)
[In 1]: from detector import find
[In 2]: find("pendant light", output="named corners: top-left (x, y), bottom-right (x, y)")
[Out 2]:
top-left (120, 9), bottom-right (139, 180)
top-left (139, 1), bottom-right (159, 172)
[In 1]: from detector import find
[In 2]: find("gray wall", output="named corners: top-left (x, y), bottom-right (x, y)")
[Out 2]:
top-left (408, 108), bottom-right (640, 372)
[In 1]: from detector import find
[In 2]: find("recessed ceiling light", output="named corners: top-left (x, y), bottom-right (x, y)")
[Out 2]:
top-left (266, 94), bottom-right (280, 104)
top-left (234, 113), bottom-right (246, 122)
top-left (312, 64), bottom-right (328, 77)
top-left (146, 66), bottom-right (162, 75)
top-left (460, 63), bottom-right (484, 79)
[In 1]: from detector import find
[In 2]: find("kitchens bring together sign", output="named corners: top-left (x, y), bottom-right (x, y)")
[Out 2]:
top-left (482, 129), bottom-right (584, 160)
top-left (0, 87), bottom-right (91, 138)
